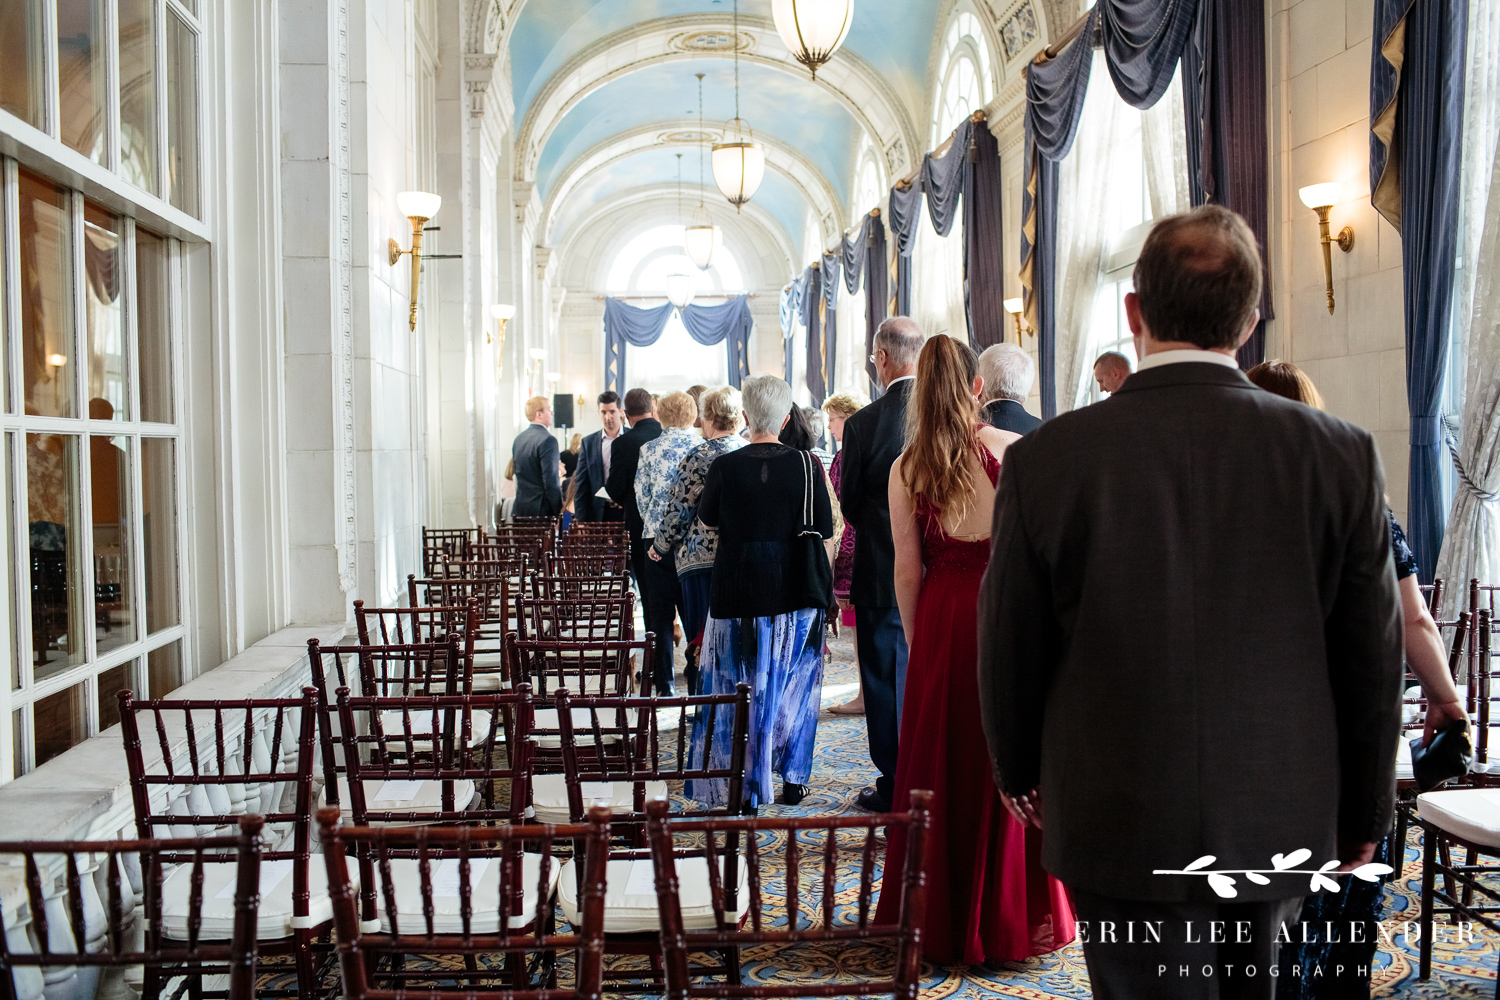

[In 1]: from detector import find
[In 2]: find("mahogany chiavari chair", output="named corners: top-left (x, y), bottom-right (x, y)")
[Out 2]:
top-left (318, 806), bottom-right (610, 998)
top-left (533, 574), bottom-right (632, 602)
top-left (354, 600), bottom-right (476, 647)
top-left (407, 576), bottom-right (513, 690)
top-left (0, 816), bottom-right (264, 1000)
top-left (118, 688), bottom-right (325, 998)
top-left (644, 792), bottom-right (933, 998)
top-left (503, 635), bottom-right (648, 756)
top-left (544, 551), bottom-right (629, 579)
top-left (1394, 607), bottom-right (1470, 850)
top-left (333, 685), bottom-right (534, 825)
top-left (422, 527), bottom-right (483, 578)
top-left (516, 595), bottom-right (635, 645)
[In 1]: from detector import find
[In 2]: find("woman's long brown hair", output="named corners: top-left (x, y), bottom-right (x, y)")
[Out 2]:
top-left (900, 334), bottom-right (980, 518)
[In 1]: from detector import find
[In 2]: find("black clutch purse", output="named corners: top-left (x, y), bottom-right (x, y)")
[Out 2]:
top-left (1411, 719), bottom-right (1473, 793)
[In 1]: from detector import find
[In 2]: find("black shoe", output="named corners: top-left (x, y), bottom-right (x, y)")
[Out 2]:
top-left (652, 677), bottom-right (676, 697)
top-left (856, 787), bottom-right (891, 813)
top-left (780, 783), bottom-right (810, 806)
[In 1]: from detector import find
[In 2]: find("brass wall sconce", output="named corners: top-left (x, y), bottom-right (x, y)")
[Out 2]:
top-left (1298, 183), bottom-right (1354, 314)
top-left (489, 304), bottom-right (515, 375)
top-left (575, 393), bottom-right (586, 409)
top-left (1003, 297), bottom-right (1030, 339)
top-left (527, 348), bottom-right (547, 390)
top-left (389, 190), bottom-right (442, 331)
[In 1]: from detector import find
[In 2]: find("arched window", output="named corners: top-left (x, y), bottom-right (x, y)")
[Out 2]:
top-left (932, 8), bottom-right (995, 146)
top-left (851, 146), bottom-right (882, 224)
top-left (604, 225), bottom-right (745, 391)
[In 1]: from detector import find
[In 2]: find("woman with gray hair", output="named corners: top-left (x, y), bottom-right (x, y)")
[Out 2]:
top-left (688, 375), bottom-right (834, 808)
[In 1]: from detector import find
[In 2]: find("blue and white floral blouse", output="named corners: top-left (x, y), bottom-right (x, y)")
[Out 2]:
top-left (635, 428), bottom-right (699, 540)
top-left (651, 434), bottom-right (747, 576)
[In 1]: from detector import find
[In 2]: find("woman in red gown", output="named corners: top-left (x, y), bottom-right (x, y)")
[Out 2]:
top-left (873, 335), bottom-right (1076, 966)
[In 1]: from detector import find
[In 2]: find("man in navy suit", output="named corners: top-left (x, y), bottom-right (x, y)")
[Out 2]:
top-left (573, 391), bottom-right (626, 522)
top-left (511, 396), bottom-right (562, 516)
top-left (978, 343), bottom-right (1043, 436)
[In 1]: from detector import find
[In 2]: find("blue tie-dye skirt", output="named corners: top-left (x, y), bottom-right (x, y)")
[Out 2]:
top-left (687, 608), bottom-right (826, 808)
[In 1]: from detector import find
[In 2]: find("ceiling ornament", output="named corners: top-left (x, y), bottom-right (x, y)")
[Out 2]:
top-left (658, 130), bottom-right (720, 145)
top-left (711, 0), bottom-right (767, 211)
top-left (686, 75), bottom-right (721, 270)
top-left (670, 30), bottom-right (753, 53)
top-left (772, 0), bottom-right (854, 80)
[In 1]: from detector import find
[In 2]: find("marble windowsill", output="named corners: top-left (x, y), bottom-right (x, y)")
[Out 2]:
top-left (0, 624), bottom-right (347, 845)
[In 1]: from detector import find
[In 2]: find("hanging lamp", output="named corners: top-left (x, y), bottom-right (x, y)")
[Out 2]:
top-left (668, 153), bottom-right (698, 305)
top-left (685, 74), bottom-right (721, 267)
top-left (712, 0), bottom-right (765, 211)
top-left (772, 0), bottom-right (854, 80)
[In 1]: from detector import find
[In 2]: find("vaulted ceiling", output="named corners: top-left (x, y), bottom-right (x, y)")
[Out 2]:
top-left (505, 0), bottom-right (949, 285)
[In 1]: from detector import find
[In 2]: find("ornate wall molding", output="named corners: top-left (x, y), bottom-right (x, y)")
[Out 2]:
top-left (333, 0), bottom-right (357, 595)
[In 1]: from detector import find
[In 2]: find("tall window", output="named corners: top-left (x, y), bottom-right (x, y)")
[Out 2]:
top-left (933, 10), bottom-right (995, 146)
top-left (851, 146), bottom-right (882, 225)
top-left (3, 163), bottom-right (188, 776)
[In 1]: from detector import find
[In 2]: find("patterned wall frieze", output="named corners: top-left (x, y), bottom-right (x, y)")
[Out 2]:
top-left (333, 0), bottom-right (357, 595)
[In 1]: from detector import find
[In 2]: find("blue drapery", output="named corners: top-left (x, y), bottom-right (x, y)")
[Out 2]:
top-left (604, 295), bottom-right (755, 393)
top-left (805, 265), bottom-right (826, 405)
top-left (1100, 0), bottom-right (1199, 107)
top-left (603, 297), bottom-right (674, 394)
top-left (681, 296), bottom-right (755, 388)
top-left (1369, 0), bottom-right (1469, 580)
top-left (887, 184), bottom-right (923, 317)
top-left (922, 118), bottom-right (973, 237)
top-left (863, 214), bottom-right (889, 399)
top-left (822, 250), bottom-right (840, 398)
top-left (1181, 0), bottom-right (1273, 369)
top-left (967, 123), bottom-right (1008, 350)
top-left (781, 272), bottom-right (809, 384)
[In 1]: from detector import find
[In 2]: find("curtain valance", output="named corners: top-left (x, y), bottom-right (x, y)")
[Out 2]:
top-left (603, 295), bottom-right (755, 393)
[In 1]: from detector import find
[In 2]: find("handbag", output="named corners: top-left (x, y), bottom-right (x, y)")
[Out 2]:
top-left (793, 449), bottom-right (835, 612)
top-left (1410, 719), bottom-right (1473, 793)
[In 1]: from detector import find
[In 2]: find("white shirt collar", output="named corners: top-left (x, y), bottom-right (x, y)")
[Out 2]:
top-left (1136, 349), bottom-right (1239, 372)
top-left (885, 374), bottom-right (916, 389)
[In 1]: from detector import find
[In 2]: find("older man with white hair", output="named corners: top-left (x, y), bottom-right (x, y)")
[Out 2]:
top-left (977, 343), bottom-right (1042, 436)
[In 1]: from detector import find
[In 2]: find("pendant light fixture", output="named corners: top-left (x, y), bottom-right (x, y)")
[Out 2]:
top-left (668, 154), bottom-right (697, 307)
top-left (685, 73), bottom-right (721, 268)
top-left (712, 0), bottom-right (765, 211)
top-left (773, 0), bottom-right (854, 80)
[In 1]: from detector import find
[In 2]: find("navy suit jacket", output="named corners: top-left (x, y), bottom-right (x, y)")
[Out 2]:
top-left (511, 423), bottom-right (561, 516)
top-left (983, 398), bottom-right (1044, 436)
top-left (573, 430), bottom-right (610, 522)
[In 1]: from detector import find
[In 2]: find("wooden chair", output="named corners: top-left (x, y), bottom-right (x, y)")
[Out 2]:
top-left (644, 791), bottom-right (933, 998)
top-left (318, 806), bottom-right (610, 998)
top-left (0, 816), bottom-right (264, 1000)
top-left (545, 551), bottom-right (629, 578)
top-left (1394, 607), bottom-right (1472, 849)
top-left (516, 596), bottom-right (635, 645)
top-left (503, 635), bottom-right (648, 760)
top-left (407, 576), bottom-right (513, 691)
top-left (533, 574), bottom-right (632, 602)
top-left (1416, 782), bottom-right (1500, 997)
top-left (118, 688), bottom-right (326, 998)
top-left (354, 601), bottom-right (476, 647)
top-left (421, 527), bottom-right (478, 577)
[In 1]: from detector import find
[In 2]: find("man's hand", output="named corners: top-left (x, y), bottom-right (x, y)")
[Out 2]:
top-left (1000, 788), bottom-right (1043, 830)
top-left (1335, 838), bottom-right (1377, 872)
top-left (647, 548), bottom-right (662, 562)
top-left (1423, 699), bottom-right (1467, 747)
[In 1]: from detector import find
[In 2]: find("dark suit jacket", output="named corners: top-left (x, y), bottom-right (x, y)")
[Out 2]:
top-left (573, 430), bottom-right (610, 522)
top-left (977, 362), bottom-right (1402, 902)
top-left (983, 398), bottom-right (1043, 436)
top-left (836, 378), bottom-right (913, 608)
top-left (511, 423), bottom-right (562, 517)
top-left (605, 418), bottom-right (661, 540)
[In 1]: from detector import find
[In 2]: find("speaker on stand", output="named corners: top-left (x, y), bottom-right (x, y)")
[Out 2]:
top-left (552, 393), bottom-right (575, 429)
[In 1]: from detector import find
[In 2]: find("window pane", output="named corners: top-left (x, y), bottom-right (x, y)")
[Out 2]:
top-left (91, 434), bottom-right (134, 653)
top-left (84, 202), bottom-right (126, 420)
top-left (0, 0), bottom-right (46, 128)
top-left (11, 709), bottom-right (21, 778)
top-left (97, 658), bottom-right (140, 730)
top-left (118, 0), bottom-right (158, 194)
top-left (136, 229), bottom-right (173, 422)
top-left (141, 437), bottom-right (178, 633)
top-left (147, 640), bottom-right (180, 698)
top-left (19, 171), bottom-right (76, 419)
top-left (165, 13), bottom-right (199, 216)
top-left (5, 434), bottom-right (17, 690)
top-left (56, 0), bottom-right (108, 163)
top-left (34, 683), bottom-right (86, 767)
top-left (28, 433), bottom-right (84, 679)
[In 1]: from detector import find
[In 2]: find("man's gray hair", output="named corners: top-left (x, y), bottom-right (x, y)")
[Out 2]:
top-left (873, 317), bottom-right (925, 370)
top-left (977, 344), bottom-right (1035, 403)
top-left (741, 375), bottom-right (794, 436)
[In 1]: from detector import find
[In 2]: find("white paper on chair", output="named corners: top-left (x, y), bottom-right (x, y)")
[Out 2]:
top-left (373, 780), bottom-right (424, 802)
top-left (579, 781), bottom-right (615, 806)
top-left (624, 861), bottom-right (658, 897)
top-left (217, 859), bottom-right (294, 898)
top-left (433, 858), bottom-right (493, 897)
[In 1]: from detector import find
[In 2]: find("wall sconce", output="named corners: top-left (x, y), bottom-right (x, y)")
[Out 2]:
top-left (1003, 298), bottom-right (1030, 340)
top-left (489, 303), bottom-right (515, 376)
top-left (527, 348), bottom-right (547, 389)
top-left (575, 393), bottom-right (586, 410)
top-left (388, 190), bottom-right (442, 332)
top-left (545, 372), bottom-right (561, 392)
top-left (1298, 183), bottom-right (1354, 314)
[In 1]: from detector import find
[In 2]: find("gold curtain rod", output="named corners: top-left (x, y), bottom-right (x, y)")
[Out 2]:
top-left (894, 109), bottom-right (987, 190)
top-left (1038, 9), bottom-right (1093, 62)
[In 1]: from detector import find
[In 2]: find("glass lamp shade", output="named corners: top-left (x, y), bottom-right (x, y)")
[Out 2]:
top-left (395, 190), bottom-right (442, 220)
top-left (665, 272), bottom-right (696, 309)
top-left (684, 207), bottom-right (720, 270)
top-left (491, 303), bottom-right (516, 320)
top-left (772, 0), bottom-right (854, 78)
top-left (1298, 182), bottom-right (1342, 209)
top-left (712, 121), bottom-right (766, 208)
top-left (1003, 297), bottom-right (1023, 314)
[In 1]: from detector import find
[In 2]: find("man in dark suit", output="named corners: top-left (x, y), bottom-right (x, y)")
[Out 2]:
top-left (511, 395), bottom-right (562, 517)
top-left (574, 391), bottom-right (626, 523)
top-left (977, 206), bottom-right (1402, 999)
top-left (977, 343), bottom-right (1043, 436)
top-left (605, 387), bottom-right (661, 587)
top-left (838, 317), bottom-right (925, 813)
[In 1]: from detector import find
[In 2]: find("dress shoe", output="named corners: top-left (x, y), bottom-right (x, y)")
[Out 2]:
top-left (780, 783), bottom-right (810, 805)
top-left (855, 787), bottom-right (891, 813)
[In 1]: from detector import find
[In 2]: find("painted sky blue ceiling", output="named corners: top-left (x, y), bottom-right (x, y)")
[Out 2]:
top-left (535, 58), bottom-right (859, 206)
top-left (549, 144), bottom-right (810, 254)
top-left (509, 0), bottom-right (944, 128)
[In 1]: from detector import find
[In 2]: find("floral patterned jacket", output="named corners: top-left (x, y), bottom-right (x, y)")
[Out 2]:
top-left (635, 428), bottom-right (700, 540)
top-left (651, 434), bottom-right (747, 575)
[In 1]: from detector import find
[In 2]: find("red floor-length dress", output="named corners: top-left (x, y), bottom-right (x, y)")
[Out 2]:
top-left (873, 445), bottom-right (1076, 966)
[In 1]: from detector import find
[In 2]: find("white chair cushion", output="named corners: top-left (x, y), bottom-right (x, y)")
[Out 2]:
top-left (378, 709), bottom-right (493, 747)
top-left (374, 854), bottom-right (562, 933)
top-left (1396, 735), bottom-right (1413, 781)
top-left (162, 858), bottom-right (343, 940)
top-left (471, 672), bottom-right (509, 692)
top-left (530, 774), bottom-right (669, 825)
top-left (473, 650), bottom-right (503, 668)
top-left (320, 776), bottom-right (477, 817)
top-left (557, 856), bottom-right (749, 934)
top-left (1417, 788), bottom-right (1500, 849)
top-left (531, 707), bottom-right (635, 750)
